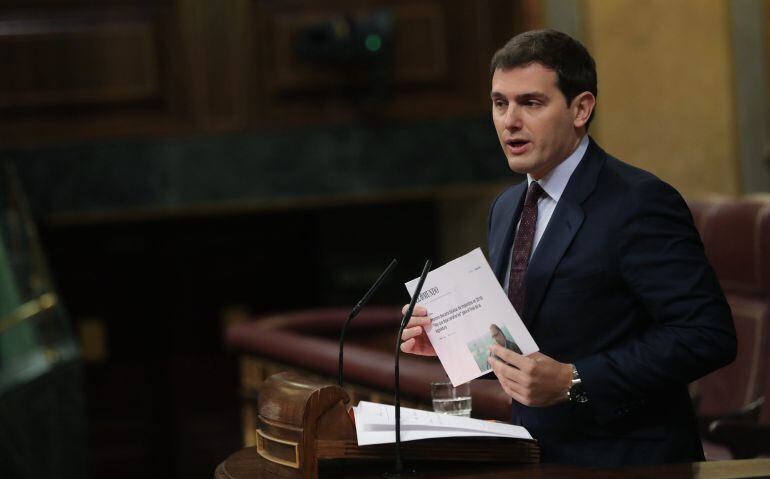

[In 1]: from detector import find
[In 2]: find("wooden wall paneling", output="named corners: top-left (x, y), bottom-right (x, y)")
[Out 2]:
top-left (0, 13), bottom-right (160, 108)
top-left (0, 1), bottom-right (536, 143)
top-left (164, 0), bottom-right (255, 133)
top-left (247, 0), bottom-right (534, 127)
top-left (268, 2), bottom-right (447, 90)
top-left (175, 0), bottom-right (252, 132)
top-left (174, 0), bottom-right (209, 129)
top-left (0, 1), bottom-right (199, 145)
top-left (474, 0), bottom-right (542, 111)
top-left (248, 0), bottom-right (527, 126)
top-left (196, 0), bottom-right (253, 131)
top-left (389, 3), bottom-right (447, 84)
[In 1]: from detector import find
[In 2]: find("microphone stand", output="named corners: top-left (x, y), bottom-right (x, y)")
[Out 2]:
top-left (338, 258), bottom-right (398, 387)
top-left (391, 259), bottom-right (431, 477)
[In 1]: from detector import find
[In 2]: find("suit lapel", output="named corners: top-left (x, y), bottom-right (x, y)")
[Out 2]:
top-left (522, 139), bottom-right (605, 325)
top-left (490, 184), bottom-right (527, 282)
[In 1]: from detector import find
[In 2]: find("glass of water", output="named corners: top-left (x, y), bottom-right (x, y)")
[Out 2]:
top-left (430, 381), bottom-right (472, 417)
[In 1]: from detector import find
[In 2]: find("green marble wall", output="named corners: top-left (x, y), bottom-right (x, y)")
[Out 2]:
top-left (3, 118), bottom-right (512, 218)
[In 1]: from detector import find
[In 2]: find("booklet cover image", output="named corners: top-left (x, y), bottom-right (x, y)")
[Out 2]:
top-left (405, 248), bottom-right (539, 386)
top-left (468, 323), bottom-right (521, 372)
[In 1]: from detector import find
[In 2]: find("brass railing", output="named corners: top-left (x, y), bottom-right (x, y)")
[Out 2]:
top-left (0, 292), bottom-right (58, 335)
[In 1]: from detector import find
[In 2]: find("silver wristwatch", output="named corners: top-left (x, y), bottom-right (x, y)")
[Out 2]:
top-left (567, 364), bottom-right (589, 403)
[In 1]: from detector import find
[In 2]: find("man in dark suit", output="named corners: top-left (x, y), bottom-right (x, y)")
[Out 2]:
top-left (401, 29), bottom-right (736, 466)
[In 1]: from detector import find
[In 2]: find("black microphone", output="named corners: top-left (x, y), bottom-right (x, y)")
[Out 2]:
top-left (393, 259), bottom-right (432, 475)
top-left (338, 258), bottom-right (398, 387)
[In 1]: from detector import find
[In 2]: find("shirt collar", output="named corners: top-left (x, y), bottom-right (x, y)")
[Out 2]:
top-left (527, 134), bottom-right (589, 202)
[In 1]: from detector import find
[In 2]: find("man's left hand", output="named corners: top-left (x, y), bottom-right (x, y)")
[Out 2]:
top-left (488, 345), bottom-right (573, 407)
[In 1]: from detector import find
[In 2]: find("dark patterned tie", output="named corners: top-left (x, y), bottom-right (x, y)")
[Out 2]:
top-left (508, 181), bottom-right (545, 314)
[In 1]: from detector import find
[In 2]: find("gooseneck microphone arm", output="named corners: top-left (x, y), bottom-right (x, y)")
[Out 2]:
top-left (394, 259), bottom-right (432, 475)
top-left (338, 258), bottom-right (398, 388)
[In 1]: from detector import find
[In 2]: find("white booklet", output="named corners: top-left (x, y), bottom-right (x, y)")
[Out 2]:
top-left (353, 401), bottom-right (532, 446)
top-left (405, 248), bottom-right (538, 386)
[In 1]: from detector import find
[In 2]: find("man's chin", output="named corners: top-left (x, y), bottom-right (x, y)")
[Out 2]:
top-left (506, 158), bottom-right (532, 175)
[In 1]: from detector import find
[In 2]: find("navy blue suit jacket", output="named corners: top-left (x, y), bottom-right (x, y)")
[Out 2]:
top-left (487, 139), bottom-right (736, 466)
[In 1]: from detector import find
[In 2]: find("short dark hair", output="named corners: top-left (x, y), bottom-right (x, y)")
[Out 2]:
top-left (490, 29), bottom-right (597, 125)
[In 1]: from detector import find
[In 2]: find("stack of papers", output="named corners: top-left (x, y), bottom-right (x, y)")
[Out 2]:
top-left (353, 401), bottom-right (533, 446)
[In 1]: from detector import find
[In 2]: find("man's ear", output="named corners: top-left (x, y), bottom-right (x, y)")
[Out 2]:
top-left (572, 91), bottom-right (596, 128)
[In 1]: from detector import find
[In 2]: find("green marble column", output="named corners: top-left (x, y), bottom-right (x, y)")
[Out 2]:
top-left (0, 234), bottom-right (39, 370)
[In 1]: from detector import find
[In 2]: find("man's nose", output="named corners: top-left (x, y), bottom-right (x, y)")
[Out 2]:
top-left (504, 106), bottom-right (523, 130)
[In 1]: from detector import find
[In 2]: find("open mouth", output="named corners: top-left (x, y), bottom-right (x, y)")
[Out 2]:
top-left (505, 139), bottom-right (531, 155)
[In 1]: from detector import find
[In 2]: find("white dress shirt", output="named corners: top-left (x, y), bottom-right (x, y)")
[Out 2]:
top-left (503, 135), bottom-right (589, 291)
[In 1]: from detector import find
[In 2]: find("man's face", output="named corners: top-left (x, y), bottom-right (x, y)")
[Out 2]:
top-left (491, 328), bottom-right (505, 346)
top-left (491, 63), bottom-right (584, 180)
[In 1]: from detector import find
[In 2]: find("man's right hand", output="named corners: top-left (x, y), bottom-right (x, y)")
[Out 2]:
top-left (399, 305), bottom-right (437, 356)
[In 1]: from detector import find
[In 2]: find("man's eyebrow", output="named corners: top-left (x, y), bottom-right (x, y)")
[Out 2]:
top-left (489, 91), bottom-right (549, 101)
top-left (514, 92), bottom-right (548, 102)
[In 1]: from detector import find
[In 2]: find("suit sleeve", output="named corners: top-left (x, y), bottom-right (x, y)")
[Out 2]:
top-left (574, 178), bottom-right (736, 424)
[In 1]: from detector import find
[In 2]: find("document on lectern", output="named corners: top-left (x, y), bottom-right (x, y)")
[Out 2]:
top-left (405, 248), bottom-right (538, 386)
top-left (353, 401), bottom-right (533, 446)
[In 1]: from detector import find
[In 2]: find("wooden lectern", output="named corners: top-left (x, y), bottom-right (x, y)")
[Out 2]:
top-left (255, 371), bottom-right (539, 479)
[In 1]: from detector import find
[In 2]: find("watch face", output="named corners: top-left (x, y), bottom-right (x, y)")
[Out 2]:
top-left (569, 384), bottom-right (588, 404)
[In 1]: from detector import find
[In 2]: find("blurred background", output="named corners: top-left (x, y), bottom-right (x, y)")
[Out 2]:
top-left (0, 0), bottom-right (768, 478)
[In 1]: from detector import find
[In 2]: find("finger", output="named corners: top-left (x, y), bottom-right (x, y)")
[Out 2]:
top-left (405, 315), bottom-right (432, 328)
top-left (496, 371), bottom-right (530, 400)
top-left (490, 344), bottom-right (530, 370)
top-left (401, 304), bottom-right (429, 316)
top-left (401, 337), bottom-right (435, 356)
top-left (488, 354), bottom-right (528, 386)
top-left (401, 326), bottom-right (425, 341)
top-left (497, 376), bottom-right (529, 404)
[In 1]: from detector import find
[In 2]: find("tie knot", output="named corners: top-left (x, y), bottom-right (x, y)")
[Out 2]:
top-left (525, 181), bottom-right (545, 206)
